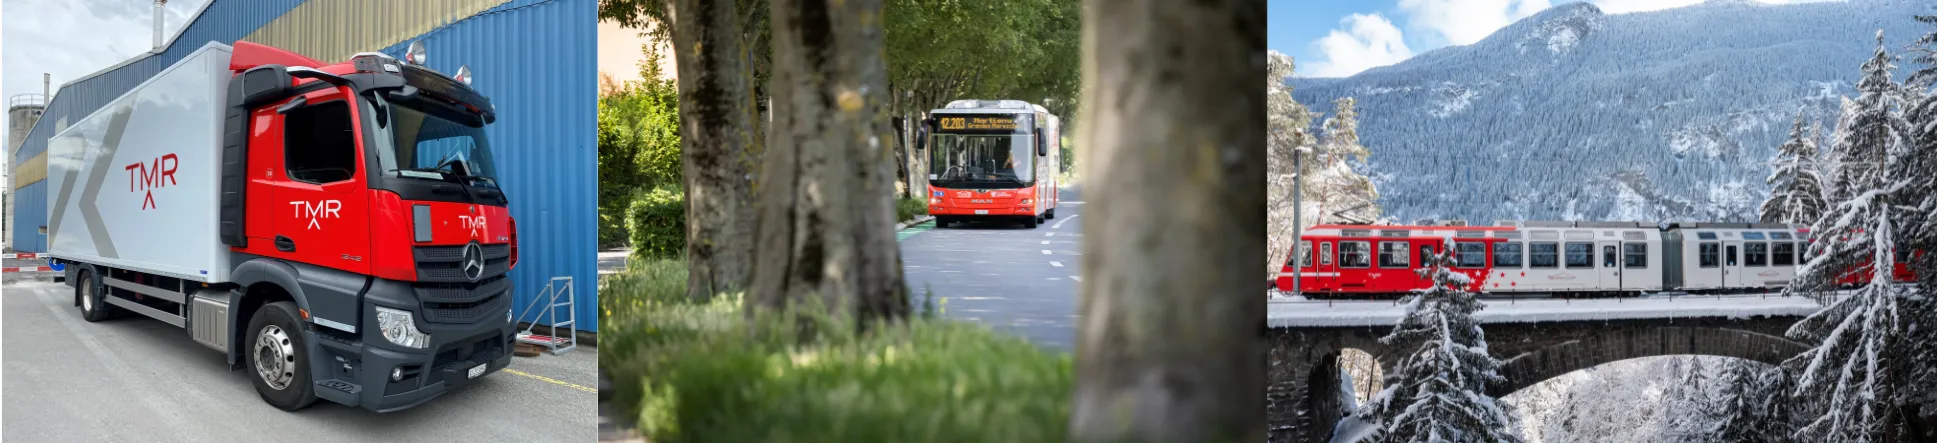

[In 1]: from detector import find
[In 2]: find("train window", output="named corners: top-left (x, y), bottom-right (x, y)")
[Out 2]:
top-left (1320, 242), bottom-right (1333, 265)
top-left (1743, 232), bottom-right (1766, 240)
top-left (1699, 242), bottom-right (1720, 268)
top-left (1530, 243), bottom-right (1558, 268)
top-left (1773, 242), bottom-right (1795, 266)
top-left (1338, 241), bottom-right (1371, 268)
top-left (1603, 245), bottom-right (1618, 268)
top-left (1770, 232), bottom-right (1793, 240)
top-left (1745, 242), bottom-right (1768, 267)
top-left (1297, 241), bottom-right (1313, 268)
top-left (1494, 242), bottom-right (1524, 268)
top-left (1378, 242), bottom-right (1410, 268)
top-left (1420, 245), bottom-right (1437, 267)
top-left (1565, 242), bottom-right (1594, 268)
top-left (1896, 248), bottom-right (1913, 264)
top-left (1696, 232), bottom-right (1717, 240)
top-left (1726, 245), bottom-right (1738, 267)
top-left (1456, 242), bottom-right (1486, 268)
top-left (1624, 243), bottom-right (1647, 268)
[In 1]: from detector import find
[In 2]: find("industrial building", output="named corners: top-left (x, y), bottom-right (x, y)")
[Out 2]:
top-left (7, 0), bottom-right (598, 332)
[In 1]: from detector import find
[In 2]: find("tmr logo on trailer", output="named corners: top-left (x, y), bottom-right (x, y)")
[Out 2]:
top-left (290, 200), bottom-right (342, 230)
top-left (124, 154), bottom-right (179, 210)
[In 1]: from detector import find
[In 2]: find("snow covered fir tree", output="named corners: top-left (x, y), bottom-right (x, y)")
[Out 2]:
top-left (1356, 241), bottom-right (1520, 443)
top-left (1780, 30), bottom-right (1923, 443)
top-left (1759, 110), bottom-right (1828, 224)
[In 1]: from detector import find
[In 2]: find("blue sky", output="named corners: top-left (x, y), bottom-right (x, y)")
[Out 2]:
top-left (1271, 0), bottom-right (1843, 78)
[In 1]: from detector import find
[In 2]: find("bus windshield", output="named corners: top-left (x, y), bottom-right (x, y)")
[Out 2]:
top-left (929, 134), bottom-right (1034, 188)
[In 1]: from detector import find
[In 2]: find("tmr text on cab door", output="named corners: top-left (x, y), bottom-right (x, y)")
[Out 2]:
top-left (44, 40), bottom-right (520, 413)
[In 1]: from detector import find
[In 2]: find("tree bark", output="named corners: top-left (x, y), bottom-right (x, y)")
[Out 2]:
top-left (1068, 0), bottom-right (1265, 441)
top-left (671, 0), bottom-right (756, 301)
top-left (749, 0), bottom-right (908, 323)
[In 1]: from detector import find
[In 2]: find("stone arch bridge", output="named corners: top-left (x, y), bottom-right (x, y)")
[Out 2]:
top-left (1265, 296), bottom-right (1825, 443)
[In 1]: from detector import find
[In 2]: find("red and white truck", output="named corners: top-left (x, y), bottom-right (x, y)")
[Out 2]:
top-left (45, 40), bottom-right (517, 412)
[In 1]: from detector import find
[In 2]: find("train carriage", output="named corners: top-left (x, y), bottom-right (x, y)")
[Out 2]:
top-left (1274, 220), bottom-right (1863, 299)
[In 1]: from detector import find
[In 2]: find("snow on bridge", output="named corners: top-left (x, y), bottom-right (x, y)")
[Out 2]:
top-left (1268, 293), bottom-right (1830, 328)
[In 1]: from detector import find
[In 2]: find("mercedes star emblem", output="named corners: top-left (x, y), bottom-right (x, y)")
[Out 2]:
top-left (462, 242), bottom-right (486, 281)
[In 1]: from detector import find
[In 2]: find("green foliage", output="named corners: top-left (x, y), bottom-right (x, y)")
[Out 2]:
top-left (599, 276), bottom-right (1071, 443)
top-left (895, 197), bottom-right (928, 223)
top-left (598, 47), bottom-right (683, 248)
top-left (884, 0), bottom-right (1082, 118)
top-left (628, 187), bottom-right (687, 261)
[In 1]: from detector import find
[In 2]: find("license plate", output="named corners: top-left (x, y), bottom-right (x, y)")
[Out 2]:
top-left (467, 363), bottom-right (486, 379)
top-left (974, 210), bottom-right (989, 214)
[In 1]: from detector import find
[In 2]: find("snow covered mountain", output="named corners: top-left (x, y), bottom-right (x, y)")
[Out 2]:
top-left (1290, 0), bottom-right (1935, 224)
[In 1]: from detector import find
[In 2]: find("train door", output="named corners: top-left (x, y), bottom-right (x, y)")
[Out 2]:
top-left (1723, 240), bottom-right (1744, 288)
top-left (1691, 232), bottom-right (1722, 290)
top-left (1600, 242), bottom-right (1622, 292)
top-left (1315, 240), bottom-right (1336, 296)
top-left (1416, 241), bottom-right (1438, 289)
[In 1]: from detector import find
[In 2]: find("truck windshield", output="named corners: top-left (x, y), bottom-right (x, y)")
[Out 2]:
top-left (371, 96), bottom-right (499, 189)
top-left (929, 134), bottom-right (1033, 188)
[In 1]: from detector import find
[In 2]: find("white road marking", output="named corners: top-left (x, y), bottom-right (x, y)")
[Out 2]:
top-left (1041, 250), bottom-right (1052, 255)
top-left (1050, 261), bottom-right (1064, 267)
top-left (1041, 240), bottom-right (1050, 245)
top-left (1052, 214), bottom-right (1078, 229)
top-left (1045, 233), bottom-right (1055, 237)
top-left (1048, 277), bottom-right (1062, 281)
top-left (1070, 276), bottom-right (1082, 282)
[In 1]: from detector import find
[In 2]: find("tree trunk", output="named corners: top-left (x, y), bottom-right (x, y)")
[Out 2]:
top-left (671, 0), bottom-right (756, 301)
top-left (749, 0), bottom-right (908, 323)
top-left (1068, 0), bottom-right (1265, 442)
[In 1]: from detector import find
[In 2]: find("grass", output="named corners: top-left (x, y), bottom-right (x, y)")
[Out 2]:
top-left (599, 259), bottom-right (1074, 443)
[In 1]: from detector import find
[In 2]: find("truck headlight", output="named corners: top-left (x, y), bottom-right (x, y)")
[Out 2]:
top-left (376, 306), bottom-right (430, 349)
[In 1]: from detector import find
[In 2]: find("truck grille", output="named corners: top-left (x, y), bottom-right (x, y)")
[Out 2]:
top-left (413, 244), bottom-right (511, 283)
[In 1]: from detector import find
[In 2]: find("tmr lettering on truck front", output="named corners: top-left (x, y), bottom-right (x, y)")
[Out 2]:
top-left (44, 40), bottom-right (518, 413)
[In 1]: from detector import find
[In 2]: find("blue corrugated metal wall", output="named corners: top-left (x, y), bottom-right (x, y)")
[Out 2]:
top-left (377, 0), bottom-right (599, 332)
top-left (13, 0), bottom-right (598, 332)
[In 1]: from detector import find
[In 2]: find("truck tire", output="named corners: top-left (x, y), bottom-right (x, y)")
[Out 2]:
top-left (77, 270), bottom-right (114, 322)
top-left (247, 301), bottom-right (318, 411)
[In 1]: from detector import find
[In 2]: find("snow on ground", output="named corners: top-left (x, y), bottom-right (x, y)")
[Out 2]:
top-left (1269, 293), bottom-right (1830, 327)
top-left (1329, 415), bottom-right (1379, 443)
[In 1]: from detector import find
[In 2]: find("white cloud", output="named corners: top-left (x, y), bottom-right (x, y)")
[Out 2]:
top-left (1593, 0), bottom-right (1840, 14)
top-left (1303, 13), bottom-right (1416, 78)
top-left (1397, 0), bottom-right (1552, 46)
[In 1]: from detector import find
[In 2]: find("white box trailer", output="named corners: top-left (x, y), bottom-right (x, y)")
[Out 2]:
top-left (47, 42), bottom-right (232, 282)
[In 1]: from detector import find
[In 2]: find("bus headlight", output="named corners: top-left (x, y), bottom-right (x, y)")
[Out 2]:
top-left (376, 306), bottom-right (430, 349)
top-left (1020, 199), bottom-right (1032, 204)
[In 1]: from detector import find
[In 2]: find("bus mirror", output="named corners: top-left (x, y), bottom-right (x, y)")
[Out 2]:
top-left (915, 125), bottom-right (928, 151)
top-left (1036, 132), bottom-right (1048, 157)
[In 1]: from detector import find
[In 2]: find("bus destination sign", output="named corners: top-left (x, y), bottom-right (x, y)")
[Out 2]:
top-left (934, 114), bottom-right (1032, 134)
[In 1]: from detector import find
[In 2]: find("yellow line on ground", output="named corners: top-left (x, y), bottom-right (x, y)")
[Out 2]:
top-left (503, 368), bottom-right (598, 393)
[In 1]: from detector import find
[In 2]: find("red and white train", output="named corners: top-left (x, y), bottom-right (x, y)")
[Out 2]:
top-left (1277, 221), bottom-right (1920, 299)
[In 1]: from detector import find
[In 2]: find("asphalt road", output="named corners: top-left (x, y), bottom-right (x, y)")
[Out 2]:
top-left (3, 280), bottom-right (597, 443)
top-left (900, 187), bottom-right (1085, 351)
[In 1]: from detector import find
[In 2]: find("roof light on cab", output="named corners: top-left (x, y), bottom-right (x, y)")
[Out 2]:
top-left (455, 65), bottom-right (473, 86)
top-left (404, 40), bottom-right (427, 66)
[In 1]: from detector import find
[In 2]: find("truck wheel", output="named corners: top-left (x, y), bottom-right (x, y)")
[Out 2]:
top-left (248, 301), bottom-right (318, 411)
top-left (77, 270), bottom-right (113, 322)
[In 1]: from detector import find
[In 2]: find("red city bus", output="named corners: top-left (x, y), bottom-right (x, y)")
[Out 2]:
top-left (915, 99), bottom-right (1061, 229)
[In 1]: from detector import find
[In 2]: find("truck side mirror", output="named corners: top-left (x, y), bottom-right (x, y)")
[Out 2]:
top-left (237, 65), bottom-right (294, 108)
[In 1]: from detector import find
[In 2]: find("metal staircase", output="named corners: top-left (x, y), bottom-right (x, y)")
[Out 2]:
top-left (514, 276), bottom-right (578, 355)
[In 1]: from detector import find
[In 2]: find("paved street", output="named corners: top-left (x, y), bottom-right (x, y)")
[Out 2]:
top-left (900, 187), bottom-right (1085, 351)
top-left (3, 280), bottom-right (597, 443)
